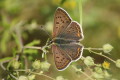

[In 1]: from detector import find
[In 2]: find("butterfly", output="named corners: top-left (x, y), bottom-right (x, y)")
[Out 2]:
top-left (51, 7), bottom-right (84, 71)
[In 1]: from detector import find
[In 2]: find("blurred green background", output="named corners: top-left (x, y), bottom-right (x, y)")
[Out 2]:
top-left (0, 0), bottom-right (120, 80)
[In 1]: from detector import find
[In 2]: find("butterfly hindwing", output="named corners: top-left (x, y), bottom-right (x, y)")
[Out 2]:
top-left (59, 44), bottom-right (84, 61)
top-left (59, 21), bottom-right (84, 41)
top-left (52, 7), bottom-right (72, 38)
top-left (52, 44), bottom-right (72, 71)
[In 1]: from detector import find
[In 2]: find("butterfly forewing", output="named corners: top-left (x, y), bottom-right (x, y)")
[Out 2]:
top-left (52, 7), bottom-right (72, 38)
top-left (59, 21), bottom-right (84, 41)
top-left (59, 44), bottom-right (84, 61)
top-left (52, 44), bottom-right (71, 70)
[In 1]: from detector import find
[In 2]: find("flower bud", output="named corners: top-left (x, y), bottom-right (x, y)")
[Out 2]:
top-left (115, 59), bottom-right (120, 68)
top-left (56, 76), bottom-right (68, 80)
top-left (95, 67), bottom-right (103, 74)
top-left (18, 76), bottom-right (28, 80)
top-left (32, 60), bottom-right (41, 69)
top-left (93, 72), bottom-right (104, 79)
top-left (103, 44), bottom-right (113, 53)
top-left (11, 60), bottom-right (20, 69)
top-left (28, 75), bottom-right (35, 80)
top-left (40, 61), bottom-right (51, 71)
top-left (103, 70), bottom-right (111, 78)
top-left (84, 56), bottom-right (94, 66)
top-left (102, 61), bottom-right (110, 69)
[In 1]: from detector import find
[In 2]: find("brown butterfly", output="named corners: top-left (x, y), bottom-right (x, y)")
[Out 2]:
top-left (51, 7), bottom-right (84, 71)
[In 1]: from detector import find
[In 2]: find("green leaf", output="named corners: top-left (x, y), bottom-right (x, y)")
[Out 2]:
top-left (12, 32), bottom-right (20, 49)
top-left (23, 49), bottom-right (38, 55)
top-left (12, 48), bottom-right (18, 57)
top-left (7, 60), bottom-right (13, 70)
top-left (0, 57), bottom-right (13, 63)
top-left (1, 13), bottom-right (10, 28)
top-left (0, 30), bottom-right (11, 52)
top-left (26, 40), bottom-right (40, 46)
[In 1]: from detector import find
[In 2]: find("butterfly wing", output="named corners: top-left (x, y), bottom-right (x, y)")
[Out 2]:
top-left (59, 21), bottom-right (84, 41)
top-left (52, 44), bottom-right (83, 70)
top-left (52, 44), bottom-right (72, 71)
top-left (59, 44), bottom-right (84, 61)
top-left (52, 7), bottom-right (72, 38)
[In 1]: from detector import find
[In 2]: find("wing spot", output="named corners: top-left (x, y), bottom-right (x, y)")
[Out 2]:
top-left (56, 57), bottom-right (59, 58)
top-left (66, 21), bottom-right (69, 23)
top-left (56, 22), bottom-right (59, 24)
top-left (76, 48), bottom-right (81, 57)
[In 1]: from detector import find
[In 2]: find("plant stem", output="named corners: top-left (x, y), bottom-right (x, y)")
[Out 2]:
top-left (24, 56), bottom-right (28, 72)
top-left (23, 46), bottom-right (42, 50)
top-left (88, 49), bottom-right (116, 63)
top-left (15, 21), bottom-right (24, 52)
top-left (0, 62), bottom-right (6, 70)
top-left (15, 69), bottom-right (55, 80)
top-left (0, 61), bottom-right (18, 80)
top-left (30, 72), bottom-right (55, 80)
top-left (9, 74), bottom-right (18, 80)
top-left (84, 48), bottom-right (103, 50)
top-left (79, 70), bottom-right (95, 80)
top-left (72, 65), bottom-right (94, 80)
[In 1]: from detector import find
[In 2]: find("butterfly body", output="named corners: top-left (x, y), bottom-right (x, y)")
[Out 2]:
top-left (52, 38), bottom-right (78, 44)
top-left (51, 7), bottom-right (84, 71)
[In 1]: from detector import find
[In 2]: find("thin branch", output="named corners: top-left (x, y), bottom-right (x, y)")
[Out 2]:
top-left (15, 69), bottom-right (55, 80)
top-left (0, 61), bottom-right (18, 80)
top-left (24, 56), bottom-right (28, 72)
top-left (72, 65), bottom-right (94, 80)
top-left (9, 74), bottom-right (18, 80)
top-left (15, 21), bottom-right (24, 51)
top-left (79, 70), bottom-right (94, 80)
top-left (30, 72), bottom-right (55, 80)
top-left (84, 48), bottom-right (103, 50)
top-left (0, 62), bottom-right (6, 70)
top-left (23, 46), bottom-right (42, 50)
top-left (86, 49), bottom-right (116, 63)
top-left (0, 60), bottom-right (11, 70)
